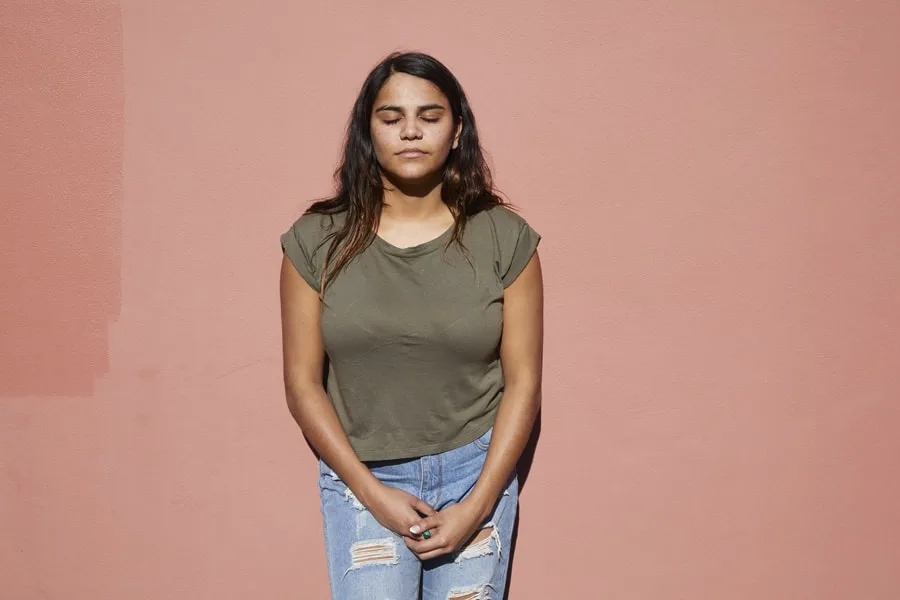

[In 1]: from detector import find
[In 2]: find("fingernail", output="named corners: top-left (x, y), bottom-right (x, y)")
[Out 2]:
top-left (409, 525), bottom-right (421, 534)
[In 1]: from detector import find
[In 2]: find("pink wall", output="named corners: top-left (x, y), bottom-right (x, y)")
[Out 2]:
top-left (2, 1), bottom-right (899, 598)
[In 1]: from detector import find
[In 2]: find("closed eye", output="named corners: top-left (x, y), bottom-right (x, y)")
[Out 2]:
top-left (382, 117), bottom-right (439, 125)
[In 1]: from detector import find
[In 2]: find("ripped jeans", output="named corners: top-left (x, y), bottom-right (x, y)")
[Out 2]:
top-left (318, 428), bottom-right (519, 600)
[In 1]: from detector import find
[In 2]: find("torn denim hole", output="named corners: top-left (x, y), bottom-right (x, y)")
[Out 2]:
top-left (344, 487), bottom-right (365, 510)
top-left (454, 523), bottom-right (501, 563)
top-left (447, 583), bottom-right (495, 600)
top-left (344, 537), bottom-right (399, 576)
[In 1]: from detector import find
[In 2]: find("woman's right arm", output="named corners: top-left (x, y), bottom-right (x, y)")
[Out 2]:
top-left (279, 255), bottom-right (434, 533)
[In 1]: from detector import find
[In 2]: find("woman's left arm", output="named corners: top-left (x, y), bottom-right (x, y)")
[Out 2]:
top-left (406, 251), bottom-right (543, 559)
top-left (466, 249), bottom-right (543, 517)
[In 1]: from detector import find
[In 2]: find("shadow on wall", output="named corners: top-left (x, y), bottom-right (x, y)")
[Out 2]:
top-left (0, 2), bottom-right (124, 397)
top-left (504, 408), bottom-right (541, 600)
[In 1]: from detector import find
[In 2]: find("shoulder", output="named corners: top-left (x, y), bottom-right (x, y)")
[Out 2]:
top-left (285, 210), bottom-right (345, 247)
top-left (282, 209), bottom-right (347, 262)
top-left (468, 204), bottom-right (541, 287)
top-left (469, 204), bottom-right (539, 244)
top-left (474, 204), bottom-right (532, 232)
top-left (280, 209), bottom-right (346, 291)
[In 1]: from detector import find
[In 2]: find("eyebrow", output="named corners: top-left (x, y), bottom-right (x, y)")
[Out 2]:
top-left (374, 103), bottom-right (447, 113)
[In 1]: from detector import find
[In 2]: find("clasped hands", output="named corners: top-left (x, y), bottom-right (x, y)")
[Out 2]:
top-left (360, 480), bottom-right (487, 561)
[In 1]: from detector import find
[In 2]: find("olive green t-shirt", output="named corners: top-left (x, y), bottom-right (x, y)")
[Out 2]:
top-left (280, 205), bottom-right (540, 461)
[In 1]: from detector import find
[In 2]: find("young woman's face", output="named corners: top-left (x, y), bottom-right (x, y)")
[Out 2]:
top-left (370, 73), bottom-right (461, 185)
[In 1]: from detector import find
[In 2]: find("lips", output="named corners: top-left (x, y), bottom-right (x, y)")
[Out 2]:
top-left (397, 148), bottom-right (427, 157)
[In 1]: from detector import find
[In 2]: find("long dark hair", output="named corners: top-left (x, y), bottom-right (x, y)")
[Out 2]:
top-left (308, 51), bottom-right (505, 293)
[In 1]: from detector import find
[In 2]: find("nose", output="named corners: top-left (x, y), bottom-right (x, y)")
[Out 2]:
top-left (400, 119), bottom-right (423, 141)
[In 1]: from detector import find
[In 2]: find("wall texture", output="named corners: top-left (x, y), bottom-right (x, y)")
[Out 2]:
top-left (2, 1), bottom-right (899, 598)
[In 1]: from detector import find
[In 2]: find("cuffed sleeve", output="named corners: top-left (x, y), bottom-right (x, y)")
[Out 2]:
top-left (280, 212), bottom-right (338, 292)
top-left (501, 220), bottom-right (541, 287)
top-left (489, 207), bottom-right (541, 288)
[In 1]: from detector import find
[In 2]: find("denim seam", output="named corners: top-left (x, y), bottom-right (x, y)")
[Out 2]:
top-left (435, 454), bottom-right (443, 507)
top-left (418, 458), bottom-right (425, 500)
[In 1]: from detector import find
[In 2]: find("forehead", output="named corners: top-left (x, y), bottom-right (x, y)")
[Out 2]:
top-left (373, 73), bottom-right (448, 108)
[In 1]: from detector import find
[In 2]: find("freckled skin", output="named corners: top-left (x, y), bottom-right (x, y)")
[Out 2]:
top-left (370, 73), bottom-right (460, 186)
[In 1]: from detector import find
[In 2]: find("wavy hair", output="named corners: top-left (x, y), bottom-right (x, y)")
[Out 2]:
top-left (307, 51), bottom-right (505, 293)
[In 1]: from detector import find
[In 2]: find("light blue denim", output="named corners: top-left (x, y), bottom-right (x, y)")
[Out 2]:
top-left (318, 428), bottom-right (518, 600)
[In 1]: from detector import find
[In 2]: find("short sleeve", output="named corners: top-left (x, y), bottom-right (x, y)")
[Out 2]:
top-left (491, 207), bottom-right (541, 288)
top-left (280, 213), bottom-right (333, 292)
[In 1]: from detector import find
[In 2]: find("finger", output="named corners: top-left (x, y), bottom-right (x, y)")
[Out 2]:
top-left (412, 546), bottom-right (452, 561)
top-left (410, 497), bottom-right (435, 518)
top-left (404, 532), bottom-right (445, 555)
top-left (408, 513), bottom-right (441, 536)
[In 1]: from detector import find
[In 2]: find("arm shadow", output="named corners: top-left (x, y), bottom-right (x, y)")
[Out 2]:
top-left (503, 406), bottom-right (542, 600)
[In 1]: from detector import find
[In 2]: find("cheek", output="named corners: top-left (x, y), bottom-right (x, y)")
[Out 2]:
top-left (433, 124), bottom-right (454, 147)
top-left (371, 128), bottom-right (391, 156)
top-left (432, 129), bottom-right (454, 158)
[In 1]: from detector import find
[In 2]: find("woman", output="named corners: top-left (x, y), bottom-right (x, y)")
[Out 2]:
top-left (279, 51), bottom-right (542, 600)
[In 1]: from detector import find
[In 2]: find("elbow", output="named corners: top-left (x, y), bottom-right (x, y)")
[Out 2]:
top-left (283, 381), bottom-right (303, 421)
top-left (504, 378), bottom-right (542, 412)
top-left (283, 377), bottom-right (319, 418)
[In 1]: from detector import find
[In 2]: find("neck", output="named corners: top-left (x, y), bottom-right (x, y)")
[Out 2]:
top-left (380, 173), bottom-right (447, 220)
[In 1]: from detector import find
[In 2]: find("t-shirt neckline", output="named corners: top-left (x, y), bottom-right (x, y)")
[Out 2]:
top-left (373, 224), bottom-right (454, 258)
